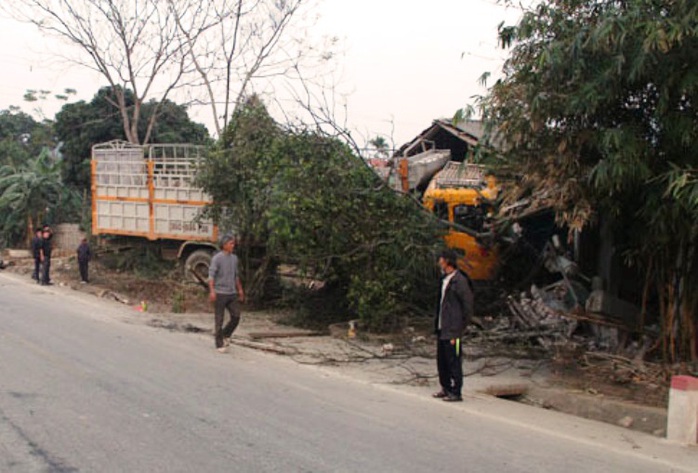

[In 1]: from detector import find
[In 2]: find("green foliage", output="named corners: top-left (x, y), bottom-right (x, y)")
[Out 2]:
top-left (0, 149), bottom-right (81, 247)
top-left (0, 139), bottom-right (32, 169)
top-left (198, 97), bottom-right (443, 331)
top-left (481, 0), bottom-right (698, 361)
top-left (100, 244), bottom-right (176, 279)
top-left (267, 131), bottom-right (442, 330)
top-left (54, 88), bottom-right (126, 190)
top-left (0, 109), bottom-right (55, 163)
top-left (55, 86), bottom-right (210, 190)
top-left (197, 95), bottom-right (281, 303)
top-left (22, 88), bottom-right (76, 120)
top-left (171, 291), bottom-right (186, 313)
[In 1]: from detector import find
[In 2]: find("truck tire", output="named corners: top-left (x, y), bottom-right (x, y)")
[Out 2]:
top-left (185, 249), bottom-right (213, 285)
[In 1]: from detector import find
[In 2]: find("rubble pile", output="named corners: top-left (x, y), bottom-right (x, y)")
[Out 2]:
top-left (469, 278), bottom-right (649, 358)
top-left (469, 281), bottom-right (583, 349)
top-left (505, 282), bottom-right (578, 348)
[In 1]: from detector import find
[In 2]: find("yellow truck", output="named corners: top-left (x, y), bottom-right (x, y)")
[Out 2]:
top-left (388, 119), bottom-right (503, 281)
top-left (421, 162), bottom-right (500, 281)
top-left (391, 152), bottom-right (500, 281)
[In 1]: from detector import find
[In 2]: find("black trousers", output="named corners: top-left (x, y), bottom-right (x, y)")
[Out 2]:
top-left (79, 260), bottom-right (89, 282)
top-left (41, 258), bottom-right (51, 284)
top-left (214, 293), bottom-right (241, 348)
top-left (33, 257), bottom-right (41, 280)
top-left (437, 338), bottom-right (463, 396)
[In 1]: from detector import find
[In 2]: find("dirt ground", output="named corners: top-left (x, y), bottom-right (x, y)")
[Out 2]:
top-left (2, 251), bottom-right (671, 427)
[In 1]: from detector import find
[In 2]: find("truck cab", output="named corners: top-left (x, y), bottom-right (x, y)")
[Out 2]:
top-left (422, 163), bottom-right (500, 281)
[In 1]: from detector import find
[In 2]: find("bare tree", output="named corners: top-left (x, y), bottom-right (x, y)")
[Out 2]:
top-left (4, 0), bottom-right (194, 144)
top-left (6, 0), bottom-right (338, 142)
top-left (168, 0), bottom-right (336, 138)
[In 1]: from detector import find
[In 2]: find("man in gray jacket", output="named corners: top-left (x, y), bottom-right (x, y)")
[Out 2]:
top-left (208, 234), bottom-right (245, 353)
top-left (433, 249), bottom-right (474, 402)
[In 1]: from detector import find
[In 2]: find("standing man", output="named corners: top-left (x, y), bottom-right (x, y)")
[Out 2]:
top-left (77, 238), bottom-right (92, 283)
top-left (31, 228), bottom-right (43, 282)
top-left (208, 234), bottom-right (245, 353)
top-left (39, 227), bottom-right (53, 286)
top-left (433, 249), bottom-right (474, 402)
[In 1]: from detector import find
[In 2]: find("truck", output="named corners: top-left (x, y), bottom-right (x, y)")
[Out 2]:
top-left (388, 123), bottom-right (501, 281)
top-left (420, 161), bottom-right (500, 281)
top-left (91, 140), bottom-right (219, 280)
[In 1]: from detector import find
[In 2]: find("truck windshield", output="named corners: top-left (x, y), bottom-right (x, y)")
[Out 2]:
top-left (453, 204), bottom-right (486, 232)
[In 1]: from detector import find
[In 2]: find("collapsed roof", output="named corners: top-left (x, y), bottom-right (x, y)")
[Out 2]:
top-left (394, 119), bottom-right (502, 160)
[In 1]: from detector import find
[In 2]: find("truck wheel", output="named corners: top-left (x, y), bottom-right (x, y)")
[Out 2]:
top-left (185, 249), bottom-right (213, 285)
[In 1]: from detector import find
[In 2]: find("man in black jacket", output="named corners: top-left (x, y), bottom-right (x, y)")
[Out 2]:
top-left (433, 250), bottom-right (474, 402)
top-left (40, 227), bottom-right (53, 285)
top-left (31, 229), bottom-right (43, 282)
top-left (77, 238), bottom-right (92, 283)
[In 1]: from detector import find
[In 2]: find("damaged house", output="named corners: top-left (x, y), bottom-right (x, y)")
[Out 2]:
top-left (386, 119), bottom-right (649, 354)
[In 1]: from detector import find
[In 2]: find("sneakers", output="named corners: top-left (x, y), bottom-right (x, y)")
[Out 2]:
top-left (432, 390), bottom-right (448, 399)
top-left (216, 347), bottom-right (228, 354)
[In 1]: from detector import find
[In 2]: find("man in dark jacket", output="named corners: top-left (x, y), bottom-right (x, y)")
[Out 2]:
top-left (433, 249), bottom-right (474, 402)
top-left (40, 227), bottom-right (53, 285)
top-left (77, 238), bottom-right (92, 283)
top-left (31, 229), bottom-right (43, 282)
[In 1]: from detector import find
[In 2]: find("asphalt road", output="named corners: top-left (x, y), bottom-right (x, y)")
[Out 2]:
top-left (1, 272), bottom-right (696, 472)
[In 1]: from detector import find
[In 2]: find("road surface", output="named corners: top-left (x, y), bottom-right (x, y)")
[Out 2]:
top-left (1, 272), bottom-right (696, 472)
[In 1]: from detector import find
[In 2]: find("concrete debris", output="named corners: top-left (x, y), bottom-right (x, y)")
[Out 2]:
top-left (585, 290), bottom-right (641, 328)
top-left (471, 276), bottom-right (652, 358)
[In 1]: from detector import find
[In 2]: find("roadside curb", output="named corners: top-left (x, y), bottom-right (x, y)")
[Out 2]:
top-left (526, 386), bottom-right (667, 436)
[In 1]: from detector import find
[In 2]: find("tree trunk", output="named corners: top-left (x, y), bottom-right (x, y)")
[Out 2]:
top-left (25, 214), bottom-right (34, 248)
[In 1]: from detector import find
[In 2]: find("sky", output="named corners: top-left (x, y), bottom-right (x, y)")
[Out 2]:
top-left (0, 0), bottom-right (524, 147)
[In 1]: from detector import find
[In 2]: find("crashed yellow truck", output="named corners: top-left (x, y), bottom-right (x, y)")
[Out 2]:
top-left (386, 120), bottom-right (502, 282)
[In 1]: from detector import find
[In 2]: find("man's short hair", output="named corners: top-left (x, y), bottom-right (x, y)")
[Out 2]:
top-left (219, 234), bottom-right (235, 247)
top-left (439, 249), bottom-right (460, 269)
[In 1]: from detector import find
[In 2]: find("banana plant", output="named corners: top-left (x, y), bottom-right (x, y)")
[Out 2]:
top-left (0, 149), bottom-right (78, 247)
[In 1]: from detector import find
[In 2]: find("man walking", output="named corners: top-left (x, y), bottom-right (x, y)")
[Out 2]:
top-left (433, 250), bottom-right (474, 402)
top-left (208, 234), bottom-right (245, 353)
top-left (31, 228), bottom-right (43, 282)
top-left (39, 227), bottom-right (53, 286)
top-left (77, 238), bottom-right (92, 283)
